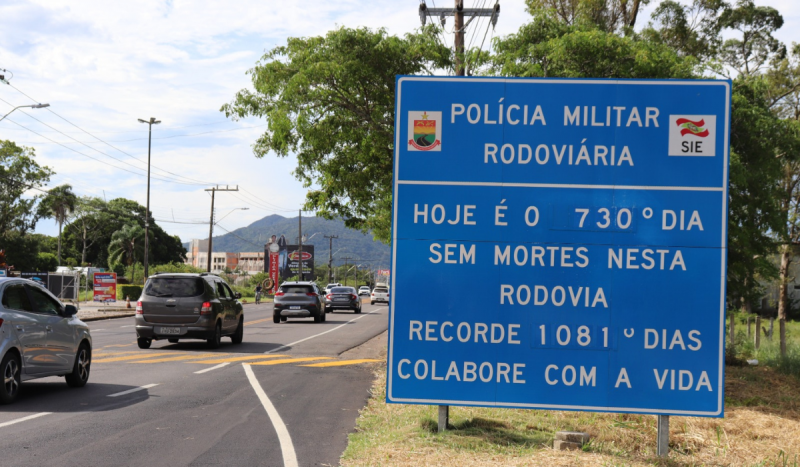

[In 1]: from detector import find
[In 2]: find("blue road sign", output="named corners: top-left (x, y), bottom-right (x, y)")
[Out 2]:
top-left (387, 77), bottom-right (730, 417)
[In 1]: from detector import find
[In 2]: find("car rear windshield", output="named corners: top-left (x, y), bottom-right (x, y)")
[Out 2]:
top-left (331, 287), bottom-right (352, 293)
top-left (144, 277), bottom-right (205, 297)
top-left (280, 285), bottom-right (315, 294)
top-left (374, 288), bottom-right (388, 293)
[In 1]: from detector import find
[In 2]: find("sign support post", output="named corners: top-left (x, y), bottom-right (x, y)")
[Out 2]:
top-left (657, 415), bottom-right (669, 457)
top-left (438, 405), bottom-right (449, 432)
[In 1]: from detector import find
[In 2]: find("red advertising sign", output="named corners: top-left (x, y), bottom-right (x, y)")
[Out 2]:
top-left (268, 250), bottom-right (280, 295)
top-left (93, 272), bottom-right (117, 302)
top-left (378, 269), bottom-right (391, 276)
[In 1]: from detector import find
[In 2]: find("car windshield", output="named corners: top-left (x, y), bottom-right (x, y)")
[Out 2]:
top-left (144, 277), bottom-right (204, 297)
top-left (280, 285), bottom-right (314, 294)
top-left (331, 287), bottom-right (351, 294)
top-left (374, 288), bottom-right (388, 293)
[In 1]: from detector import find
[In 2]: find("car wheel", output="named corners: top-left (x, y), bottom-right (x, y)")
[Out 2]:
top-left (207, 322), bottom-right (222, 349)
top-left (280, 316), bottom-right (287, 322)
top-left (65, 342), bottom-right (91, 388)
top-left (231, 317), bottom-right (244, 344)
top-left (168, 338), bottom-right (179, 344)
top-left (0, 352), bottom-right (21, 404)
top-left (355, 306), bottom-right (362, 314)
top-left (370, 301), bottom-right (374, 305)
top-left (137, 337), bottom-right (152, 349)
top-left (273, 314), bottom-right (281, 324)
top-left (314, 312), bottom-right (322, 323)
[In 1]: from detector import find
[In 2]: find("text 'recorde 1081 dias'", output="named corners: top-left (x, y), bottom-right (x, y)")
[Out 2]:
top-left (387, 77), bottom-right (730, 417)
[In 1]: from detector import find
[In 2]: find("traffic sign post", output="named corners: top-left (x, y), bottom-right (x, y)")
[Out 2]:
top-left (387, 77), bottom-right (731, 433)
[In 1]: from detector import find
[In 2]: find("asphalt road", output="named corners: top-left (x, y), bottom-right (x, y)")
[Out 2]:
top-left (0, 299), bottom-right (388, 467)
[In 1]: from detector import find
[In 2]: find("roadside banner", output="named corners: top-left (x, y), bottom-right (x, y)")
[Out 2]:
top-left (93, 272), bottom-right (117, 302)
top-left (387, 77), bottom-right (731, 417)
top-left (378, 269), bottom-right (391, 276)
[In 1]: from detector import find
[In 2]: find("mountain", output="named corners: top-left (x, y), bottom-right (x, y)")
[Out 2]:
top-left (184, 215), bottom-right (391, 269)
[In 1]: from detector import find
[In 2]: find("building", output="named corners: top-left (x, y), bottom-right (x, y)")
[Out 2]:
top-left (184, 239), bottom-right (264, 275)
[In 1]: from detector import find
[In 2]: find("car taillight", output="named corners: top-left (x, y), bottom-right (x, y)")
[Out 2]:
top-left (326, 294), bottom-right (332, 300)
top-left (371, 293), bottom-right (375, 296)
top-left (350, 294), bottom-right (357, 300)
top-left (306, 292), bottom-right (318, 297)
top-left (275, 292), bottom-right (285, 297)
top-left (136, 301), bottom-right (143, 314)
top-left (387, 293), bottom-right (390, 297)
top-left (0, 318), bottom-right (4, 327)
top-left (200, 301), bottom-right (212, 314)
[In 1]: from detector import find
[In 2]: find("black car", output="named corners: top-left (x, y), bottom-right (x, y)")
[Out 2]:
top-left (135, 273), bottom-right (244, 349)
top-left (273, 282), bottom-right (326, 323)
top-left (325, 286), bottom-right (362, 314)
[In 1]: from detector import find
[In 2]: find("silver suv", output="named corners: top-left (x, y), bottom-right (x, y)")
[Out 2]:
top-left (273, 281), bottom-right (325, 323)
top-left (135, 273), bottom-right (244, 349)
top-left (0, 278), bottom-right (92, 404)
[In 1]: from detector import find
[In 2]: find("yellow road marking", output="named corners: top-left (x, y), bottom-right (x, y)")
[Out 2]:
top-left (190, 354), bottom-right (289, 364)
top-left (93, 352), bottom-right (174, 363)
top-left (92, 351), bottom-right (141, 358)
top-left (130, 353), bottom-right (219, 363)
top-left (244, 318), bottom-right (272, 327)
top-left (249, 357), bottom-right (333, 366)
top-left (101, 344), bottom-right (133, 349)
top-left (299, 359), bottom-right (382, 367)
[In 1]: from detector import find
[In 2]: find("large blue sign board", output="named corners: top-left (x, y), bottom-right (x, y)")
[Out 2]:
top-left (387, 77), bottom-right (730, 417)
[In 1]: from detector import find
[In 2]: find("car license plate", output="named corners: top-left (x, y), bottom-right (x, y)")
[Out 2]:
top-left (157, 327), bottom-right (181, 335)
top-left (335, 297), bottom-right (348, 301)
top-left (290, 306), bottom-right (301, 310)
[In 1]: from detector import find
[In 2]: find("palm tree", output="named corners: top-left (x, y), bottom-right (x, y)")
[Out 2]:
top-left (108, 224), bottom-right (145, 284)
top-left (38, 184), bottom-right (78, 264)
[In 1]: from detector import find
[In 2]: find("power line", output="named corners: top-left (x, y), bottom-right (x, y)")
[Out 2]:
top-left (3, 84), bottom-right (222, 186)
top-left (2, 117), bottom-right (208, 186)
top-left (8, 123), bottom-right (271, 144)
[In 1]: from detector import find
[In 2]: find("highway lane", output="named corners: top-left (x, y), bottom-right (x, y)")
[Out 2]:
top-left (0, 299), bottom-right (388, 466)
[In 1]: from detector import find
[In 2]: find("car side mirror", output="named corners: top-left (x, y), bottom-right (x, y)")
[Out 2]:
top-left (235, 292), bottom-right (242, 299)
top-left (63, 304), bottom-right (78, 317)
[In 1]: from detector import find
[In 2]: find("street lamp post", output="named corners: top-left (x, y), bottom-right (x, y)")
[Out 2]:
top-left (138, 117), bottom-right (161, 280)
top-left (0, 103), bottom-right (50, 122)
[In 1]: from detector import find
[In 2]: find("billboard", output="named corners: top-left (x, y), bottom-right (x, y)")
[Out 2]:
top-left (265, 235), bottom-right (316, 283)
top-left (93, 272), bottom-right (117, 302)
top-left (387, 77), bottom-right (730, 417)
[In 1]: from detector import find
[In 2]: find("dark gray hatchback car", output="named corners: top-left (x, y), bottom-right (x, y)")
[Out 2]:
top-left (135, 273), bottom-right (244, 349)
top-left (272, 281), bottom-right (325, 323)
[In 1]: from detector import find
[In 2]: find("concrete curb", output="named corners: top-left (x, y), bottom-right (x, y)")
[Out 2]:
top-left (79, 312), bottom-right (136, 322)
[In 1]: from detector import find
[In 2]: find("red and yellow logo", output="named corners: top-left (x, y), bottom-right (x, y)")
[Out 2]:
top-left (676, 118), bottom-right (709, 138)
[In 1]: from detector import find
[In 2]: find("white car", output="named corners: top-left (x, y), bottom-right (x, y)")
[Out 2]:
top-left (358, 286), bottom-right (371, 296)
top-left (371, 286), bottom-right (390, 304)
top-left (324, 283), bottom-right (342, 295)
top-left (0, 278), bottom-right (93, 404)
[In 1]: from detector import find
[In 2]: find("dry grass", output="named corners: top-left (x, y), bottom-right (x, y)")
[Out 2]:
top-left (342, 358), bottom-right (800, 467)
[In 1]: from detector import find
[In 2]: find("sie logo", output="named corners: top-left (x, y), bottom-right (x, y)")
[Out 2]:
top-left (668, 115), bottom-right (716, 157)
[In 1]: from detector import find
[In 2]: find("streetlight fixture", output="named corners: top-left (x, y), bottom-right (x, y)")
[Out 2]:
top-left (0, 103), bottom-right (50, 122)
top-left (216, 207), bottom-right (249, 224)
top-left (138, 117), bottom-right (160, 279)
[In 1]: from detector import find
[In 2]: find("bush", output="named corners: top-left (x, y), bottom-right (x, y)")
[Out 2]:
top-left (118, 285), bottom-right (143, 301)
top-left (35, 252), bottom-right (58, 271)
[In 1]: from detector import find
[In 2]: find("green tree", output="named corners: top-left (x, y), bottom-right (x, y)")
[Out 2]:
top-left (717, 0), bottom-right (785, 77)
top-left (222, 26), bottom-right (451, 243)
top-left (108, 224), bottom-right (146, 284)
top-left (0, 141), bottom-right (52, 238)
top-left (37, 184), bottom-right (77, 265)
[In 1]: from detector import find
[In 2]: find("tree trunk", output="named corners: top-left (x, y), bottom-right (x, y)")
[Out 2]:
top-left (778, 245), bottom-right (791, 357)
top-left (81, 223), bottom-right (87, 265)
top-left (57, 219), bottom-right (63, 264)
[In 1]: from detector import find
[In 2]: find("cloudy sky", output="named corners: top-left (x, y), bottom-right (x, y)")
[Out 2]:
top-left (1, 0), bottom-right (798, 245)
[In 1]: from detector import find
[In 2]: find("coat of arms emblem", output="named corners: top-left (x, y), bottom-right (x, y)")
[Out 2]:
top-left (407, 111), bottom-right (442, 151)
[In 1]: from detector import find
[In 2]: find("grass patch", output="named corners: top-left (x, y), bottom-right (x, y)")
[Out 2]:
top-left (343, 353), bottom-right (800, 466)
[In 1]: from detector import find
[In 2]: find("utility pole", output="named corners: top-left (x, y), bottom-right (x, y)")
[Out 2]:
top-left (342, 257), bottom-right (353, 287)
top-left (298, 209), bottom-right (303, 281)
top-left (204, 185), bottom-right (239, 273)
top-left (419, 0), bottom-right (500, 76)
top-left (138, 117), bottom-right (161, 279)
top-left (324, 235), bottom-right (339, 283)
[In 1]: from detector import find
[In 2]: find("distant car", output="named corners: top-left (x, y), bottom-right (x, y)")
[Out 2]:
top-left (358, 286), bottom-right (371, 296)
top-left (0, 278), bottom-right (92, 404)
top-left (371, 286), bottom-right (389, 305)
top-left (273, 282), bottom-right (326, 323)
top-left (325, 287), bottom-right (362, 314)
top-left (135, 273), bottom-right (244, 349)
top-left (324, 283), bottom-right (342, 295)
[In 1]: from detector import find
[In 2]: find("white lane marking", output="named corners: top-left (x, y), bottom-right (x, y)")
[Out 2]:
top-left (194, 362), bottom-right (230, 374)
top-left (91, 329), bottom-right (105, 332)
top-left (243, 364), bottom-right (298, 467)
top-left (119, 325), bottom-right (135, 328)
top-left (107, 383), bottom-right (158, 398)
top-left (0, 412), bottom-right (51, 429)
top-left (265, 309), bottom-right (380, 354)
